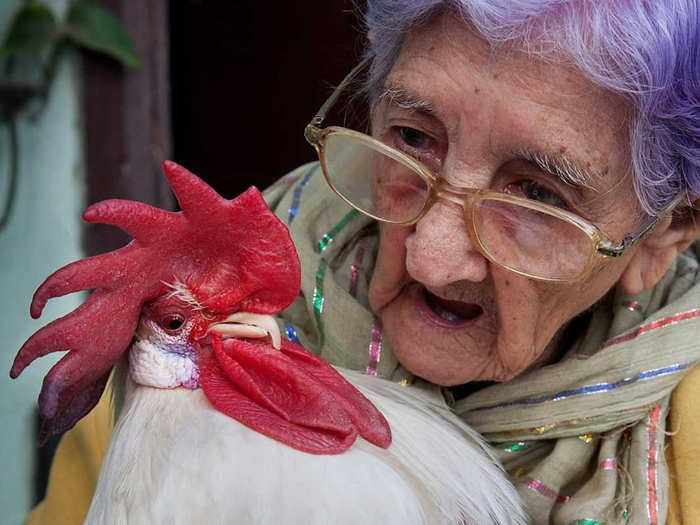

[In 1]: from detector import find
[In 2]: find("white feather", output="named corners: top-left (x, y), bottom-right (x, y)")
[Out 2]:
top-left (129, 339), bottom-right (199, 389)
top-left (87, 371), bottom-right (525, 525)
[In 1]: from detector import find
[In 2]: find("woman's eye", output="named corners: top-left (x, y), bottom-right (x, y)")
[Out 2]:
top-left (507, 181), bottom-right (568, 209)
top-left (396, 126), bottom-right (432, 150)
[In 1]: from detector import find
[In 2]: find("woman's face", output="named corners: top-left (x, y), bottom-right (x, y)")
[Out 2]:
top-left (368, 14), bottom-right (643, 386)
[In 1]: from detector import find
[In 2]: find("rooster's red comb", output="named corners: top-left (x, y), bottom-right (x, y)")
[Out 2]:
top-left (10, 161), bottom-right (300, 444)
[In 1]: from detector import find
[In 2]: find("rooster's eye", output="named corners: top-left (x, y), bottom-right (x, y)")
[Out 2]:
top-left (160, 313), bottom-right (186, 333)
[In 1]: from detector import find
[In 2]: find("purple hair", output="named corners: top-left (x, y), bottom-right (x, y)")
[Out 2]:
top-left (363, 0), bottom-right (699, 215)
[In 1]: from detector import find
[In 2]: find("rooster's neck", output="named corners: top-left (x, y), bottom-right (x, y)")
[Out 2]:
top-left (128, 337), bottom-right (200, 389)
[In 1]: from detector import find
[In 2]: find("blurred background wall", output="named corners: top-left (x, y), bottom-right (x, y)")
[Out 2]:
top-left (0, 1), bottom-right (85, 522)
top-left (1, 0), bottom-right (359, 522)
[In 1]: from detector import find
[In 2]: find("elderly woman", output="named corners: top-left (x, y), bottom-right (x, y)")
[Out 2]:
top-left (28, 1), bottom-right (699, 524)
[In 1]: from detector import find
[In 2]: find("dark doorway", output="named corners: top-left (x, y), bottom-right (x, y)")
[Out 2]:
top-left (169, 1), bottom-right (364, 199)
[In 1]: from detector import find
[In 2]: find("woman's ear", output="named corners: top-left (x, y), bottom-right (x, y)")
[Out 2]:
top-left (619, 199), bottom-right (700, 294)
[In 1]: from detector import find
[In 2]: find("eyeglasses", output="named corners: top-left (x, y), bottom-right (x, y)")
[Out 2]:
top-left (305, 58), bottom-right (682, 283)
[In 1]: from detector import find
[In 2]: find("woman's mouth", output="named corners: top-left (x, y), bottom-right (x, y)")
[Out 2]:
top-left (411, 284), bottom-right (484, 328)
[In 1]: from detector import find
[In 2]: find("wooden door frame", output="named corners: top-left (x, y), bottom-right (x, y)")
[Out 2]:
top-left (82, 0), bottom-right (173, 256)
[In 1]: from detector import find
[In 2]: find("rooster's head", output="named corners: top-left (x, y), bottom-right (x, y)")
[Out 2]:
top-left (10, 162), bottom-right (390, 454)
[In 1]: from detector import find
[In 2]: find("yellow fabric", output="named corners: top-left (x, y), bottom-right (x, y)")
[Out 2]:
top-left (25, 384), bottom-right (114, 525)
top-left (666, 362), bottom-right (700, 525)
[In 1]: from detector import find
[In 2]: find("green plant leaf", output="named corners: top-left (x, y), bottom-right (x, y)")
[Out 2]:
top-left (65, 1), bottom-right (140, 68)
top-left (1, 2), bottom-right (57, 58)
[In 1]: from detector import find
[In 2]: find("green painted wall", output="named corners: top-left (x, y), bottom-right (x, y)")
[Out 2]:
top-left (0, 1), bottom-right (85, 522)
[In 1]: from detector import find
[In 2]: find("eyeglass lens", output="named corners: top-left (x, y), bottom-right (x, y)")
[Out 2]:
top-left (323, 131), bottom-right (593, 280)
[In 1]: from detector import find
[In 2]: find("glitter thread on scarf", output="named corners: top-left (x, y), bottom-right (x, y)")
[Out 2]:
top-left (569, 520), bottom-right (603, 525)
top-left (312, 258), bottom-right (328, 349)
top-left (501, 441), bottom-right (531, 452)
top-left (601, 308), bottom-right (700, 349)
top-left (472, 361), bottom-right (694, 412)
top-left (521, 477), bottom-right (570, 504)
top-left (287, 169), bottom-right (315, 225)
top-left (494, 406), bottom-right (655, 438)
top-left (366, 317), bottom-right (383, 376)
top-left (622, 300), bottom-right (642, 313)
top-left (317, 210), bottom-right (359, 253)
top-left (535, 423), bottom-right (557, 434)
top-left (284, 323), bottom-right (301, 344)
top-left (600, 458), bottom-right (617, 470)
top-left (578, 434), bottom-right (594, 444)
top-left (349, 237), bottom-right (368, 298)
top-left (647, 404), bottom-right (661, 525)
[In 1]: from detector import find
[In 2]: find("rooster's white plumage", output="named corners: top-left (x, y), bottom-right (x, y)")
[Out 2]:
top-left (88, 364), bottom-right (525, 524)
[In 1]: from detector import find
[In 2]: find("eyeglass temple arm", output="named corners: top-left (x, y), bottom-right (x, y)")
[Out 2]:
top-left (308, 58), bottom-right (372, 129)
top-left (596, 192), bottom-right (686, 257)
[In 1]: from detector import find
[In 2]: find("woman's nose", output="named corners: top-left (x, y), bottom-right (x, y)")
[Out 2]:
top-left (404, 200), bottom-right (489, 287)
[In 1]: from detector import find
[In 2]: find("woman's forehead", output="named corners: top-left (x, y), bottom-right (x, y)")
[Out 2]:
top-left (388, 15), bottom-right (627, 129)
top-left (384, 14), bottom-right (632, 198)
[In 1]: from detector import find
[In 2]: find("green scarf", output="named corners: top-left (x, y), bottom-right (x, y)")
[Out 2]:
top-left (264, 163), bottom-right (700, 524)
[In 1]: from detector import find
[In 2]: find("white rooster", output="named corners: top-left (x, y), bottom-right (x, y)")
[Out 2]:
top-left (11, 162), bottom-right (526, 525)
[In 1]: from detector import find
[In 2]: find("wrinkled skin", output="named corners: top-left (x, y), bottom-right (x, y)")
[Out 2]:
top-left (368, 14), bottom-right (694, 386)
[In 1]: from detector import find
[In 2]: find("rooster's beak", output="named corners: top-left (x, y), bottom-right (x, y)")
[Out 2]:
top-left (206, 312), bottom-right (281, 350)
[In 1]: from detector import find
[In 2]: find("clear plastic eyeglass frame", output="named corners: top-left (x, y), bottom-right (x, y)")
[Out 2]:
top-left (304, 58), bottom-right (683, 283)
